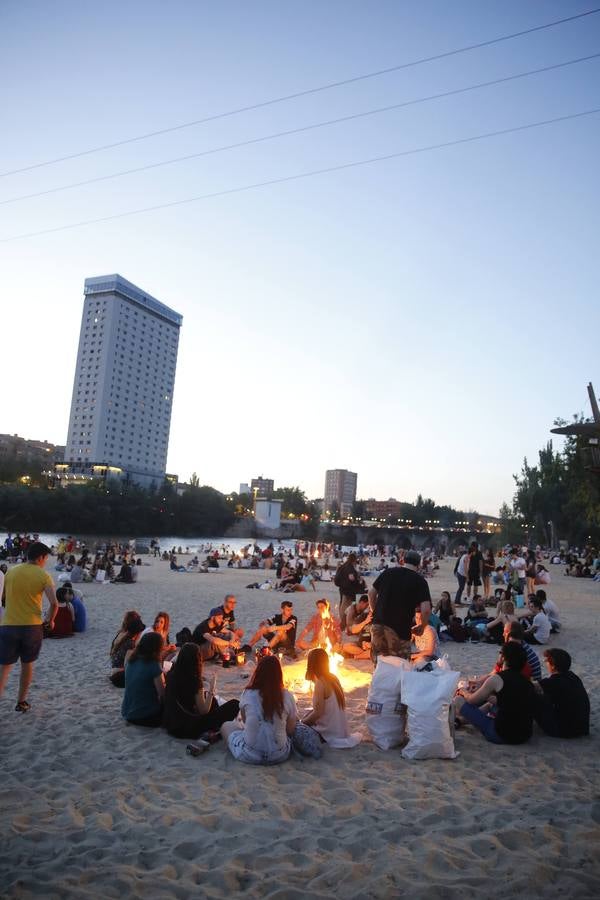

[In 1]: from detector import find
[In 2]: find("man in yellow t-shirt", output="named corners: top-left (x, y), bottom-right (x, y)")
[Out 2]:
top-left (0, 541), bottom-right (57, 712)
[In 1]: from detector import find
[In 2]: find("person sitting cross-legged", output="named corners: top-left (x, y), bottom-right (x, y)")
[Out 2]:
top-left (162, 643), bottom-right (240, 740)
top-left (411, 603), bottom-right (439, 666)
top-left (192, 608), bottom-right (239, 661)
top-left (45, 586), bottom-right (75, 638)
top-left (302, 648), bottom-right (361, 748)
top-left (244, 601), bottom-right (298, 657)
top-left (522, 596), bottom-right (551, 645)
top-left (221, 655), bottom-right (297, 765)
top-left (121, 632), bottom-right (165, 727)
top-left (534, 648), bottom-right (590, 738)
top-left (297, 599), bottom-right (342, 652)
top-left (456, 641), bottom-right (535, 745)
top-left (341, 594), bottom-right (372, 659)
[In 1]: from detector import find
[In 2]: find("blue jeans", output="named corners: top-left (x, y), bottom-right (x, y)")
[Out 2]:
top-left (459, 701), bottom-right (504, 744)
top-left (455, 574), bottom-right (466, 604)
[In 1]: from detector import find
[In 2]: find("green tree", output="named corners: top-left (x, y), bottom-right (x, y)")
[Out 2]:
top-left (273, 486), bottom-right (309, 517)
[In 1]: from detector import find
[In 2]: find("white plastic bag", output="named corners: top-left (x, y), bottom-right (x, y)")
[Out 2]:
top-left (400, 668), bottom-right (460, 760)
top-left (365, 655), bottom-right (411, 749)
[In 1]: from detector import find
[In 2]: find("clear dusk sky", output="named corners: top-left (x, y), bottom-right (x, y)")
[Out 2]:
top-left (2, 1), bottom-right (599, 515)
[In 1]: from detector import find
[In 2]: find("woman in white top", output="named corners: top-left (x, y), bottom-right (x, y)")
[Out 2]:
top-left (302, 648), bottom-right (361, 748)
top-left (411, 608), bottom-right (440, 665)
top-left (535, 589), bottom-right (560, 632)
top-left (222, 656), bottom-right (297, 765)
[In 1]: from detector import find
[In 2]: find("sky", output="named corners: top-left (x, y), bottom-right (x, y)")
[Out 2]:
top-left (1, 1), bottom-right (599, 516)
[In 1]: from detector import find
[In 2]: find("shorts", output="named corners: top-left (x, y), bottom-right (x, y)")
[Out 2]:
top-left (370, 625), bottom-right (411, 659)
top-left (467, 576), bottom-right (481, 587)
top-left (0, 625), bottom-right (44, 665)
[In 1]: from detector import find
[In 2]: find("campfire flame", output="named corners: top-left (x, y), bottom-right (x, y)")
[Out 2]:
top-left (282, 634), bottom-right (370, 697)
top-left (323, 638), bottom-right (344, 677)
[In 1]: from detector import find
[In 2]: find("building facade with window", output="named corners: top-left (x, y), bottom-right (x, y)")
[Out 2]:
top-left (250, 476), bottom-right (274, 497)
top-left (61, 274), bottom-right (182, 489)
top-left (324, 468), bottom-right (357, 517)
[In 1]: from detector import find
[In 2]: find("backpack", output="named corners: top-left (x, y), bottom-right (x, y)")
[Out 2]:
top-left (448, 619), bottom-right (467, 643)
top-left (334, 566), bottom-right (344, 588)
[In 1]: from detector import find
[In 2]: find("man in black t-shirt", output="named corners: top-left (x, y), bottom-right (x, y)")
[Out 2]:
top-left (466, 542), bottom-right (484, 600)
top-left (192, 609), bottom-right (238, 660)
top-left (368, 550), bottom-right (431, 659)
top-left (213, 594), bottom-right (245, 642)
top-left (534, 648), bottom-right (590, 738)
top-left (243, 601), bottom-right (298, 656)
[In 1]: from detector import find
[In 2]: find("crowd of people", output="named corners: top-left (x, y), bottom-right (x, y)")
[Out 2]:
top-left (0, 537), bottom-right (592, 763)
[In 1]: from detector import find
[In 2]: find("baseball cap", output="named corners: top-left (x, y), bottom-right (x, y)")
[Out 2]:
top-left (209, 606), bottom-right (225, 618)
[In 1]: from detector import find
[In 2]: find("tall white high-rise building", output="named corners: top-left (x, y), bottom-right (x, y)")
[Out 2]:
top-left (62, 274), bottom-right (182, 489)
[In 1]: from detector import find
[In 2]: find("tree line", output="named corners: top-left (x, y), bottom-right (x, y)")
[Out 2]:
top-left (506, 423), bottom-right (600, 546)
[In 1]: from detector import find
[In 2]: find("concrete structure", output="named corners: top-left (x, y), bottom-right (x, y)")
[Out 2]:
top-left (254, 498), bottom-right (282, 530)
top-left (62, 275), bottom-right (182, 489)
top-left (250, 476), bottom-right (274, 497)
top-left (239, 483), bottom-right (251, 496)
top-left (324, 468), bottom-right (357, 517)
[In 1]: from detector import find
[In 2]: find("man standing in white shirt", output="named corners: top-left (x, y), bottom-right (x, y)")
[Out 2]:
top-left (509, 547), bottom-right (527, 595)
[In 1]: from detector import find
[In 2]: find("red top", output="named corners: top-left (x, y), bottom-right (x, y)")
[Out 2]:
top-left (48, 604), bottom-right (74, 638)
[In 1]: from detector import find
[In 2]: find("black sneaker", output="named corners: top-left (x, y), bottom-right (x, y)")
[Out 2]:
top-left (15, 700), bottom-right (31, 713)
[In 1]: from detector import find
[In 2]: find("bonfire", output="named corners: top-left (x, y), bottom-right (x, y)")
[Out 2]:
top-left (282, 639), bottom-right (371, 696)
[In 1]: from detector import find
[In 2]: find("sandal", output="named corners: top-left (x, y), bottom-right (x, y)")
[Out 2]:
top-left (15, 700), bottom-right (31, 713)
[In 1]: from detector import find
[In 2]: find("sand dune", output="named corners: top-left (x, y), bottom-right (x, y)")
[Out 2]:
top-left (1, 557), bottom-right (598, 898)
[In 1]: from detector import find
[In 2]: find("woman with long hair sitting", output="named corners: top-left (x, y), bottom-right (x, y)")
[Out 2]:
top-left (121, 632), bottom-right (165, 727)
top-left (221, 655), bottom-right (297, 765)
top-left (109, 610), bottom-right (145, 686)
top-left (142, 611), bottom-right (178, 659)
top-left (302, 648), bottom-right (361, 748)
top-left (163, 643), bottom-right (240, 740)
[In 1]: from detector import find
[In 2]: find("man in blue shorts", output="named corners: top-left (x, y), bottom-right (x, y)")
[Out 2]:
top-left (0, 541), bottom-right (58, 712)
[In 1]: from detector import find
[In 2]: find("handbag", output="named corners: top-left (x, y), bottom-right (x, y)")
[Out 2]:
top-left (292, 723), bottom-right (323, 758)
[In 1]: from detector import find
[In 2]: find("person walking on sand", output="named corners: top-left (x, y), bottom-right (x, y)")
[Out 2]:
top-left (0, 541), bottom-right (58, 712)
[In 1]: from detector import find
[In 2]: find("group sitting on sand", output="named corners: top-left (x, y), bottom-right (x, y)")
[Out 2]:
top-left (120, 633), bottom-right (360, 761)
top-left (107, 569), bottom-right (589, 764)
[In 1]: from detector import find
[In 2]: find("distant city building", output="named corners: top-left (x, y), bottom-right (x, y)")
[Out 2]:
top-left (254, 497), bottom-right (282, 530)
top-left (250, 476), bottom-right (274, 497)
top-left (365, 498), bottom-right (404, 520)
top-left (239, 482), bottom-right (251, 496)
top-left (60, 274), bottom-right (182, 489)
top-left (324, 469), bottom-right (357, 517)
top-left (0, 434), bottom-right (65, 470)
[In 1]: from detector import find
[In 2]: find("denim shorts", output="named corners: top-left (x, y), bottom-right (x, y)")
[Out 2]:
top-left (0, 625), bottom-right (44, 664)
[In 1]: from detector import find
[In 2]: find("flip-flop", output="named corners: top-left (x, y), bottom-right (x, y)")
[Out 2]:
top-left (15, 701), bottom-right (31, 713)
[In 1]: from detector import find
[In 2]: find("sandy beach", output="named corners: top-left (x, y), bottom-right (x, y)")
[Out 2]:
top-left (1, 556), bottom-right (599, 899)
